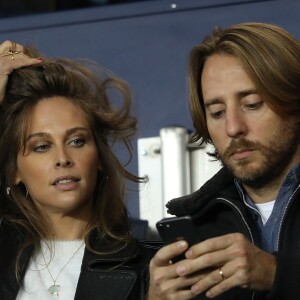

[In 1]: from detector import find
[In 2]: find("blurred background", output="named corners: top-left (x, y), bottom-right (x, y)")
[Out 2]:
top-left (0, 0), bottom-right (152, 18)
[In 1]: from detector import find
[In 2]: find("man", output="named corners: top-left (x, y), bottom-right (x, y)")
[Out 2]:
top-left (148, 22), bottom-right (300, 299)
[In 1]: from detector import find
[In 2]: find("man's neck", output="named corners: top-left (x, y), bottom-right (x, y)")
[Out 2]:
top-left (242, 165), bottom-right (298, 204)
top-left (243, 181), bottom-right (281, 204)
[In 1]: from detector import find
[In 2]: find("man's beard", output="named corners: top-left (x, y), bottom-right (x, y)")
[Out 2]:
top-left (218, 122), bottom-right (300, 189)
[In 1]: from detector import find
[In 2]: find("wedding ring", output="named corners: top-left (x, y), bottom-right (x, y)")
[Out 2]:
top-left (219, 268), bottom-right (225, 280)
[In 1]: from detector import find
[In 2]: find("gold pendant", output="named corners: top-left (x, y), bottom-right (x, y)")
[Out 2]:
top-left (48, 284), bottom-right (60, 295)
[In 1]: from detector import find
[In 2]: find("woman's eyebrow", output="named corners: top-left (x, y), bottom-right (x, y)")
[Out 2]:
top-left (26, 131), bottom-right (50, 142)
top-left (65, 127), bottom-right (90, 135)
top-left (26, 127), bottom-right (90, 142)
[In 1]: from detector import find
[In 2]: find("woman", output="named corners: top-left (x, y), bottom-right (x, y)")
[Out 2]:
top-left (0, 41), bottom-right (159, 299)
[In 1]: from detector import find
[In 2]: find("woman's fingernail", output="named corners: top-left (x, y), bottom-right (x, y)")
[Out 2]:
top-left (36, 57), bottom-right (43, 61)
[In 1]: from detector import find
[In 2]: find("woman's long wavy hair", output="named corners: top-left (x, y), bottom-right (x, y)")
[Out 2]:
top-left (0, 47), bottom-right (144, 278)
top-left (188, 22), bottom-right (300, 148)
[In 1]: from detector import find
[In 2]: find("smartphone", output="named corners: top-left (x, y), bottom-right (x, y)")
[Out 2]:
top-left (156, 215), bottom-right (201, 262)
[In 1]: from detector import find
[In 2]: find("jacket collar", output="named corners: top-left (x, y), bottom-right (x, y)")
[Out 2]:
top-left (166, 167), bottom-right (236, 216)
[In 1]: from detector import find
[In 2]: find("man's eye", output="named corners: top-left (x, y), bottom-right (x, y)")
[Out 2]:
top-left (34, 144), bottom-right (50, 152)
top-left (210, 110), bottom-right (224, 119)
top-left (243, 102), bottom-right (263, 110)
top-left (69, 138), bottom-right (85, 147)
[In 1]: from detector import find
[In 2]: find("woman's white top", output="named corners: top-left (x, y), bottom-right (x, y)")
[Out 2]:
top-left (16, 240), bottom-right (85, 300)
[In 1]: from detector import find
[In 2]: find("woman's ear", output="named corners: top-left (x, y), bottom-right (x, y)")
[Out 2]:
top-left (13, 171), bottom-right (22, 185)
top-left (97, 160), bottom-right (103, 172)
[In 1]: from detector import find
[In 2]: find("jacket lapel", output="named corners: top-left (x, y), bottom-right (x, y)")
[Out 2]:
top-left (75, 237), bottom-right (140, 300)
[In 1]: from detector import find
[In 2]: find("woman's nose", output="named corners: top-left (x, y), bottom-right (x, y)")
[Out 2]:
top-left (55, 159), bottom-right (73, 167)
top-left (55, 150), bottom-right (74, 168)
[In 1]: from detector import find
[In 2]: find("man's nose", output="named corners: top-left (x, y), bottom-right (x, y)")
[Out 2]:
top-left (225, 109), bottom-right (247, 138)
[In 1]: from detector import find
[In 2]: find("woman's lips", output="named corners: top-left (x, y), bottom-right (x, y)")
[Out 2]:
top-left (52, 177), bottom-right (80, 191)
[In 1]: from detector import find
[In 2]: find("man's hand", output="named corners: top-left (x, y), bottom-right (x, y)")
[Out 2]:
top-left (148, 240), bottom-right (202, 300)
top-left (177, 233), bottom-right (276, 298)
top-left (148, 233), bottom-right (276, 299)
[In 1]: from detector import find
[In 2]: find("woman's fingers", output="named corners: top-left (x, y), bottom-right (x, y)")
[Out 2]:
top-left (0, 40), bottom-right (24, 57)
top-left (0, 40), bottom-right (42, 102)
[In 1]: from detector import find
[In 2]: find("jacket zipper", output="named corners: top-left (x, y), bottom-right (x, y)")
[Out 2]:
top-left (217, 197), bottom-right (255, 300)
top-left (217, 197), bottom-right (254, 243)
top-left (276, 184), bottom-right (300, 251)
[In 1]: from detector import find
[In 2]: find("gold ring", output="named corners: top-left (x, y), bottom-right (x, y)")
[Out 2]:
top-left (1, 42), bottom-right (21, 59)
top-left (0, 50), bottom-right (21, 57)
top-left (219, 268), bottom-right (225, 280)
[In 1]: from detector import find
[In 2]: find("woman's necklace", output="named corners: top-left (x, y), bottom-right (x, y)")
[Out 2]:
top-left (41, 241), bottom-right (85, 296)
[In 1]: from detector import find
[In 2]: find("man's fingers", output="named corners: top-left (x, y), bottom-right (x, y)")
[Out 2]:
top-left (187, 233), bottom-right (248, 258)
top-left (151, 240), bottom-right (188, 267)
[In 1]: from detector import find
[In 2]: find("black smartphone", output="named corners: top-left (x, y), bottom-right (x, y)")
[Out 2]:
top-left (156, 215), bottom-right (201, 262)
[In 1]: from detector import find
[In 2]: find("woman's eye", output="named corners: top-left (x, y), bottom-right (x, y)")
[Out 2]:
top-left (69, 138), bottom-right (85, 147)
top-left (34, 144), bottom-right (50, 152)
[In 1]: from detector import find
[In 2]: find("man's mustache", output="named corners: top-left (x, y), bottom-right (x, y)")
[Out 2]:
top-left (223, 139), bottom-right (258, 158)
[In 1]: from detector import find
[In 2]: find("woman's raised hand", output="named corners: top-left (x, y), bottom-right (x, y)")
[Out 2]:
top-left (0, 40), bottom-right (42, 102)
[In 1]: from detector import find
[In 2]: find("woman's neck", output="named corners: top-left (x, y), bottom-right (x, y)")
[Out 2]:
top-left (46, 214), bottom-right (89, 240)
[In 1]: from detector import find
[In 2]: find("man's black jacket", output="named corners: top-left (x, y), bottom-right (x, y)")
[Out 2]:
top-left (167, 167), bottom-right (300, 300)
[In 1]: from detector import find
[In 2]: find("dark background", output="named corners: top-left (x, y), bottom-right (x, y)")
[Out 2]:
top-left (0, 0), bottom-right (150, 18)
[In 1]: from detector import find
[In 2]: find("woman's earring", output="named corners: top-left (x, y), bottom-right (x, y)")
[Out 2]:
top-left (6, 187), bottom-right (10, 195)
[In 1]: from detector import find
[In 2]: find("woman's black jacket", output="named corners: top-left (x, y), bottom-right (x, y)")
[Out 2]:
top-left (0, 222), bottom-right (161, 300)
